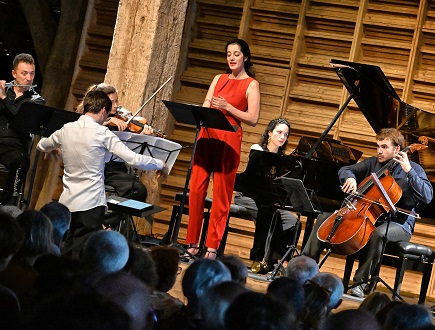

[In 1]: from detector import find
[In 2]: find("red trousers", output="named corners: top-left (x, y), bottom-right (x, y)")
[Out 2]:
top-left (185, 126), bottom-right (242, 249)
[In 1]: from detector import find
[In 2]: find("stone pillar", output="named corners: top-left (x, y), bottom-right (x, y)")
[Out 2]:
top-left (105, 0), bottom-right (188, 234)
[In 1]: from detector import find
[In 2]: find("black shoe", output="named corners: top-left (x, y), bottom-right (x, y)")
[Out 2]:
top-left (350, 285), bottom-right (365, 298)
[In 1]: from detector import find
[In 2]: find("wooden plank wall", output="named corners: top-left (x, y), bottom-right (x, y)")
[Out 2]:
top-left (152, 0), bottom-right (435, 302)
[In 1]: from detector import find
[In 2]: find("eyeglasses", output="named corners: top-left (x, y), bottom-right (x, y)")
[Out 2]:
top-left (177, 266), bottom-right (182, 275)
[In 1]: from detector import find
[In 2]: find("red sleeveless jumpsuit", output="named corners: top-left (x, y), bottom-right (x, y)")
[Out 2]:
top-left (186, 74), bottom-right (254, 249)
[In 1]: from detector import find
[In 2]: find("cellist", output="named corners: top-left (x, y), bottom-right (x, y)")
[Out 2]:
top-left (302, 128), bottom-right (433, 298)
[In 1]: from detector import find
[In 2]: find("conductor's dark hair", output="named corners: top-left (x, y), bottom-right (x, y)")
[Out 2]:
top-left (226, 38), bottom-right (255, 78)
top-left (83, 90), bottom-right (112, 115)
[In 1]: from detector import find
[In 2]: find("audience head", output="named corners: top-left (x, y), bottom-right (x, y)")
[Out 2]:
top-left (40, 202), bottom-right (71, 249)
top-left (225, 291), bottom-right (296, 330)
top-left (32, 291), bottom-right (132, 330)
top-left (0, 212), bottom-right (24, 270)
top-left (182, 258), bottom-right (231, 308)
top-left (149, 245), bottom-right (179, 292)
top-left (311, 272), bottom-right (344, 313)
top-left (82, 230), bottom-right (129, 273)
top-left (375, 300), bottom-right (404, 326)
top-left (323, 309), bottom-right (381, 330)
top-left (267, 276), bottom-right (304, 319)
top-left (302, 280), bottom-right (331, 329)
top-left (92, 272), bottom-right (156, 330)
top-left (358, 291), bottom-right (391, 316)
top-left (382, 302), bottom-right (434, 330)
top-left (218, 254), bottom-right (248, 284)
top-left (16, 210), bottom-right (53, 263)
top-left (285, 255), bottom-right (319, 285)
top-left (123, 241), bottom-right (158, 288)
top-left (200, 281), bottom-right (249, 330)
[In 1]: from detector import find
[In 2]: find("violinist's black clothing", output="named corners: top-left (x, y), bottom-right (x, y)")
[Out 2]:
top-left (104, 119), bottom-right (148, 200)
top-left (103, 123), bottom-right (148, 230)
top-left (0, 84), bottom-right (45, 204)
top-left (303, 156), bottom-right (432, 283)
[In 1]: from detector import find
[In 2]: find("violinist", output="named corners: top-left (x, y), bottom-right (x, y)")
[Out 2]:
top-left (0, 53), bottom-right (45, 205)
top-left (78, 83), bottom-right (153, 203)
top-left (302, 128), bottom-right (433, 298)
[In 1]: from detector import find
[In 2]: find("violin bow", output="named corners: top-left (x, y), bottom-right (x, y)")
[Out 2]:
top-left (126, 75), bottom-right (174, 125)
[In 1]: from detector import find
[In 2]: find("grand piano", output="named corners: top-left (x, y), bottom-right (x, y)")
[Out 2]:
top-left (236, 59), bottom-right (435, 261)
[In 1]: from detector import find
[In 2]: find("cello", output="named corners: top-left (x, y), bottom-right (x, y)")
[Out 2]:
top-left (316, 136), bottom-right (428, 255)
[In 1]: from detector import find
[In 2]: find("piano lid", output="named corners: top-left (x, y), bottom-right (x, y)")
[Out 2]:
top-left (330, 59), bottom-right (403, 133)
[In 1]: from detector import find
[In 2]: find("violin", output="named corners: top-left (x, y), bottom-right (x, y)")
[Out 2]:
top-left (316, 136), bottom-right (428, 255)
top-left (107, 75), bottom-right (173, 138)
top-left (110, 106), bottom-right (166, 138)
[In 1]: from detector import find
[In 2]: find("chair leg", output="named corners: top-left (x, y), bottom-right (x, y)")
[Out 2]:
top-left (392, 257), bottom-right (406, 300)
top-left (161, 205), bottom-right (181, 244)
top-left (419, 262), bottom-right (433, 304)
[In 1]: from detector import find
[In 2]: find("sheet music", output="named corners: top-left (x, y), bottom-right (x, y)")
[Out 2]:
top-left (105, 131), bottom-right (182, 173)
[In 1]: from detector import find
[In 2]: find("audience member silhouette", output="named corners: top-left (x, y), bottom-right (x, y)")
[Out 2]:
top-left (31, 290), bottom-right (132, 330)
top-left (302, 280), bottom-right (330, 330)
top-left (358, 291), bottom-right (391, 317)
top-left (200, 281), bottom-right (249, 330)
top-left (311, 272), bottom-right (344, 313)
top-left (92, 271), bottom-right (157, 330)
top-left (0, 210), bottom-right (54, 319)
top-left (266, 277), bottom-right (305, 323)
top-left (375, 300), bottom-right (404, 326)
top-left (0, 211), bottom-right (24, 330)
top-left (225, 291), bottom-right (296, 330)
top-left (149, 246), bottom-right (184, 320)
top-left (81, 230), bottom-right (129, 273)
top-left (123, 241), bottom-right (158, 288)
top-left (382, 302), bottom-right (435, 330)
top-left (157, 258), bottom-right (231, 330)
top-left (285, 255), bottom-right (319, 285)
top-left (322, 309), bottom-right (381, 330)
top-left (40, 201), bottom-right (71, 255)
top-left (218, 254), bottom-right (248, 284)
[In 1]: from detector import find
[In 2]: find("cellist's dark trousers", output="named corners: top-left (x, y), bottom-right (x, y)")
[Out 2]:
top-left (353, 221), bottom-right (410, 283)
top-left (302, 214), bottom-right (411, 282)
top-left (302, 213), bottom-right (331, 263)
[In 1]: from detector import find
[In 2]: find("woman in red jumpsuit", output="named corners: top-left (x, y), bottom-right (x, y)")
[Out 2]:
top-left (185, 39), bottom-right (261, 259)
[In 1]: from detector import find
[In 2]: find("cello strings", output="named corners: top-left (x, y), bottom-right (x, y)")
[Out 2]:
top-left (344, 192), bottom-right (418, 218)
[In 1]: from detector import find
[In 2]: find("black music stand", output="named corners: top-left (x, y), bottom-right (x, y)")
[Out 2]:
top-left (105, 132), bottom-right (182, 242)
top-left (9, 103), bottom-right (80, 208)
top-left (162, 100), bottom-right (236, 256)
top-left (267, 177), bottom-right (323, 280)
top-left (346, 173), bottom-right (405, 301)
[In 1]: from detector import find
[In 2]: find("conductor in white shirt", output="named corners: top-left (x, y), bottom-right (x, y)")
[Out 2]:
top-left (37, 90), bottom-right (168, 258)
